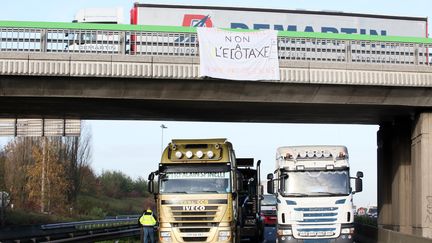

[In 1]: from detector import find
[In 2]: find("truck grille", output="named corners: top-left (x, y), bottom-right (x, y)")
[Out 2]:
top-left (295, 207), bottom-right (338, 212)
top-left (169, 205), bottom-right (222, 242)
top-left (293, 207), bottom-right (338, 239)
top-left (170, 206), bottom-right (219, 222)
top-left (173, 211), bottom-right (217, 216)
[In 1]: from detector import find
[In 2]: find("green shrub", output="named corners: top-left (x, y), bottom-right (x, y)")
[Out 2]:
top-left (5, 209), bottom-right (72, 225)
top-left (355, 215), bottom-right (377, 226)
top-left (88, 207), bottom-right (106, 218)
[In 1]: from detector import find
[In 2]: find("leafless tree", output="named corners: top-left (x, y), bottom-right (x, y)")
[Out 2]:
top-left (62, 122), bottom-right (92, 202)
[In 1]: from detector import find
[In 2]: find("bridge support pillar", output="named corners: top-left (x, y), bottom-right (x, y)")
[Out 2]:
top-left (411, 113), bottom-right (432, 238)
top-left (378, 113), bottom-right (432, 238)
top-left (377, 118), bottom-right (412, 234)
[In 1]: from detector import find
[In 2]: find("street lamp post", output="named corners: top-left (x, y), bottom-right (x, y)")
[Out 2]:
top-left (160, 124), bottom-right (167, 153)
top-left (41, 136), bottom-right (46, 213)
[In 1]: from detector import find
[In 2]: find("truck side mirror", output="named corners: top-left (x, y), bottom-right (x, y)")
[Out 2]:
top-left (148, 172), bottom-right (156, 194)
top-left (267, 173), bottom-right (274, 180)
top-left (355, 177), bottom-right (363, 193)
top-left (267, 180), bottom-right (274, 194)
top-left (356, 171), bottom-right (364, 178)
top-left (148, 172), bottom-right (154, 181)
top-left (148, 180), bottom-right (154, 194)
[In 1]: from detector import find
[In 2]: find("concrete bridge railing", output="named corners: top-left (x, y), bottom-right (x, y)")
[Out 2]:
top-left (0, 20), bottom-right (431, 66)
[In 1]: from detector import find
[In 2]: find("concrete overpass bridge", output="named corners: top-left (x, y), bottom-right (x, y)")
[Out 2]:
top-left (1, 20), bottom-right (432, 241)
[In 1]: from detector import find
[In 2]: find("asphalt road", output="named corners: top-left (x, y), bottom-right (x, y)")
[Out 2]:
top-left (262, 226), bottom-right (276, 243)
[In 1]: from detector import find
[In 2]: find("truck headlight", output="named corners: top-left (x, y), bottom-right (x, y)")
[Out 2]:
top-left (175, 151), bottom-right (183, 159)
top-left (207, 151), bottom-right (214, 158)
top-left (160, 231), bottom-right (172, 242)
top-left (277, 229), bottom-right (292, 236)
top-left (186, 151), bottom-right (193, 159)
top-left (341, 227), bottom-right (355, 234)
top-left (196, 150), bottom-right (204, 158)
top-left (218, 231), bottom-right (231, 241)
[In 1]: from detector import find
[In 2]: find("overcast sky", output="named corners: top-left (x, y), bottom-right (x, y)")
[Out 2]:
top-left (0, 0), bottom-right (430, 207)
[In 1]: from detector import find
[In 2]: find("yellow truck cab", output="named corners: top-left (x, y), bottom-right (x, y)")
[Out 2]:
top-left (148, 138), bottom-right (240, 243)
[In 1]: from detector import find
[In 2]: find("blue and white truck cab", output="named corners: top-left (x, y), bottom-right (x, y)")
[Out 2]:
top-left (267, 146), bottom-right (363, 243)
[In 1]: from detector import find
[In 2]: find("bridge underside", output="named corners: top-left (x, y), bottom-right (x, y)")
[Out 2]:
top-left (0, 96), bottom-right (421, 124)
top-left (0, 75), bottom-right (431, 124)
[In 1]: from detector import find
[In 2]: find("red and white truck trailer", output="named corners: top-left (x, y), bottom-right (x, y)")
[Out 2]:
top-left (130, 3), bottom-right (428, 37)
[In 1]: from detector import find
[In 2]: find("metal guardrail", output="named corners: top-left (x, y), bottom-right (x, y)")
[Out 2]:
top-left (105, 214), bottom-right (140, 220)
top-left (41, 217), bottom-right (138, 230)
top-left (0, 217), bottom-right (140, 242)
top-left (43, 228), bottom-right (140, 243)
top-left (0, 21), bottom-right (431, 66)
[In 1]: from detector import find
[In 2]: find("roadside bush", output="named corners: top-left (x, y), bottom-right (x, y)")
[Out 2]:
top-left (355, 215), bottom-right (377, 226)
top-left (88, 207), bottom-right (106, 219)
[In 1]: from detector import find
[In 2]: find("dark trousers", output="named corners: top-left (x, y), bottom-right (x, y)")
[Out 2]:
top-left (143, 226), bottom-right (155, 243)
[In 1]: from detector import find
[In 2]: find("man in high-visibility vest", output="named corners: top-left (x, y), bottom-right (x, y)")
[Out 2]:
top-left (139, 208), bottom-right (157, 243)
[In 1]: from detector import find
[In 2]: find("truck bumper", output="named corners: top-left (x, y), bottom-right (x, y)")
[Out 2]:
top-left (277, 235), bottom-right (353, 243)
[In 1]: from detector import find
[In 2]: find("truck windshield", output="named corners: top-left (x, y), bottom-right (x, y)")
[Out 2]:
top-left (160, 172), bottom-right (231, 194)
top-left (262, 195), bottom-right (277, 205)
top-left (281, 170), bottom-right (349, 196)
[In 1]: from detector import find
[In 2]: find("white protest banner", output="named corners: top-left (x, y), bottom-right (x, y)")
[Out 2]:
top-left (197, 28), bottom-right (280, 81)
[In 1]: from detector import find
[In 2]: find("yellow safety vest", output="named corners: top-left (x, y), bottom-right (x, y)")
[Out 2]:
top-left (140, 213), bottom-right (157, 226)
